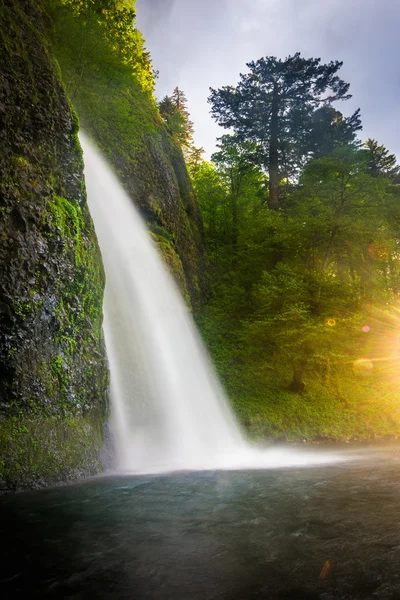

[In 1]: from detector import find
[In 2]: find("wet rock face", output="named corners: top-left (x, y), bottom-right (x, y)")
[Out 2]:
top-left (0, 0), bottom-right (109, 492)
top-left (120, 133), bottom-right (205, 309)
top-left (136, 132), bottom-right (206, 308)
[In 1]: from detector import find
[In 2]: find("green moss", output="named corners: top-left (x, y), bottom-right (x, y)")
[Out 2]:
top-left (43, 193), bottom-right (105, 342)
top-left (12, 156), bottom-right (30, 168)
top-left (46, 195), bottom-right (84, 264)
top-left (0, 0), bottom-right (109, 490)
top-left (0, 412), bottom-right (104, 492)
top-left (44, 0), bottom-right (206, 308)
top-left (148, 221), bottom-right (175, 243)
top-left (51, 355), bottom-right (63, 373)
top-left (152, 232), bottom-right (191, 307)
top-left (12, 300), bottom-right (31, 319)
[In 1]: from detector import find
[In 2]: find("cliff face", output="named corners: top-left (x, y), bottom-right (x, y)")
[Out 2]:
top-left (45, 0), bottom-right (207, 309)
top-left (0, 0), bottom-right (109, 492)
top-left (0, 0), bottom-right (207, 492)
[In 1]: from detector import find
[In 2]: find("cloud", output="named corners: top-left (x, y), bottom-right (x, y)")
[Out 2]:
top-left (136, 0), bottom-right (400, 159)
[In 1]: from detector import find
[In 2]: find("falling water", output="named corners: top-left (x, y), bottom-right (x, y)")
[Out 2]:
top-left (80, 133), bottom-right (342, 473)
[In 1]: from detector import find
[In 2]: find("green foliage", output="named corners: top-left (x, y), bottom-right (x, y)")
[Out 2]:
top-left (44, 0), bottom-right (158, 166)
top-left (192, 141), bottom-right (266, 275)
top-left (208, 52), bottom-right (361, 209)
top-left (192, 162), bottom-right (231, 261)
top-left (159, 88), bottom-right (194, 147)
top-left (47, 0), bottom-right (154, 93)
top-left (196, 128), bottom-right (400, 438)
top-left (308, 106), bottom-right (362, 159)
top-left (363, 138), bottom-right (400, 179)
top-left (45, 0), bottom-right (206, 307)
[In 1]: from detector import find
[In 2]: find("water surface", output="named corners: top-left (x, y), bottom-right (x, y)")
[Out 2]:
top-left (2, 446), bottom-right (400, 599)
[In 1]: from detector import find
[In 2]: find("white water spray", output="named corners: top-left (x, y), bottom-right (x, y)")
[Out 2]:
top-left (81, 133), bottom-right (342, 472)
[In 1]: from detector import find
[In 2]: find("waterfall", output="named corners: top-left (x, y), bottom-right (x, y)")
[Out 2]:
top-left (80, 133), bottom-right (245, 472)
top-left (80, 133), bottom-right (341, 473)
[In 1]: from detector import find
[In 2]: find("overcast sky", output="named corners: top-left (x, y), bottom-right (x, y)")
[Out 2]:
top-left (136, 0), bottom-right (399, 159)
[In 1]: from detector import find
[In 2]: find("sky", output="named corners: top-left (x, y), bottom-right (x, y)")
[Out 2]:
top-left (136, 0), bottom-right (399, 159)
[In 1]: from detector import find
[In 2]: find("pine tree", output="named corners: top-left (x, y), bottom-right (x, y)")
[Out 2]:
top-left (159, 87), bottom-right (194, 149)
top-left (186, 145), bottom-right (205, 174)
top-left (364, 138), bottom-right (399, 178)
top-left (209, 53), bottom-right (361, 210)
top-left (307, 106), bottom-right (362, 159)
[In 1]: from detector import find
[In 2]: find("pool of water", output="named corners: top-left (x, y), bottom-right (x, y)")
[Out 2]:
top-left (2, 446), bottom-right (400, 599)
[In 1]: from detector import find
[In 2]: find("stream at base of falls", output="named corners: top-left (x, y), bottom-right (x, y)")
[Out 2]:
top-left (2, 445), bottom-right (400, 600)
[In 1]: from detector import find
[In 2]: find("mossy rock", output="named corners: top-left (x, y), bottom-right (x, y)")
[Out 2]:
top-left (151, 232), bottom-right (191, 307)
top-left (0, 0), bottom-right (109, 491)
top-left (0, 412), bottom-right (105, 493)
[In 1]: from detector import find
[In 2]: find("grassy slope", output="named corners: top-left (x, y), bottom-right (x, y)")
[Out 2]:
top-left (44, 0), bottom-right (206, 308)
top-left (199, 304), bottom-right (400, 442)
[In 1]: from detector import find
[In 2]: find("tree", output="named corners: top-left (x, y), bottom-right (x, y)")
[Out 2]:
top-left (186, 145), bottom-right (205, 174)
top-left (307, 106), bottom-right (362, 159)
top-left (159, 87), bottom-right (194, 150)
top-left (159, 95), bottom-right (186, 140)
top-left (247, 264), bottom-right (335, 394)
top-left (241, 148), bottom-right (400, 393)
top-left (364, 138), bottom-right (399, 179)
top-left (212, 135), bottom-right (264, 250)
top-left (191, 162), bottom-right (230, 266)
top-left (208, 53), bottom-right (360, 210)
top-left (289, 148), bottom-right (400, 307)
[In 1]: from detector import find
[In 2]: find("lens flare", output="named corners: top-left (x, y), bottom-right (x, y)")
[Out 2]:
top-left (352, 303), bottom-right (400, 398)
top-left (353, 358), bottom-right (374, 373)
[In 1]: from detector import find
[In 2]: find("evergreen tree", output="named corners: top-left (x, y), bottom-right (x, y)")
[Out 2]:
top-left (159, 95), bottom-right (185, 139)
top-left (208, 53), bottom-right (360, 210)
top-left (307, 106), bottom-right (362, 159)
top-left (364, 138), bottom-right (399, 178)
top-left (186, 145), bottom-right (205, 174)
top-left (159, 87), bottom-right (194, 149)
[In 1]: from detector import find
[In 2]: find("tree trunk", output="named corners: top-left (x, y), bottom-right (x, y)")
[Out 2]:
top-left (231, 194), bottom-right (238, 250)
top-left (289, 360), bottom-right (306, 394)
top-left (268, 83), bottom-right (280, 211)
top-left (229, 167), bottom-right (239, 252)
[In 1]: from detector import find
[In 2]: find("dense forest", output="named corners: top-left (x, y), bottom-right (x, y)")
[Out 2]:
top-left (160, 56), bottom-right (400, 441)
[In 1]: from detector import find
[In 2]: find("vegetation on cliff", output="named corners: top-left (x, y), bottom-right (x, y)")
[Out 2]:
top-left (44, 0), bottom-right (206, 307)
top-left (0, 0), bottom-right (108, 491)
top-left (0, 0), bottom-right (210, 491)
